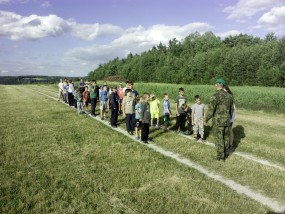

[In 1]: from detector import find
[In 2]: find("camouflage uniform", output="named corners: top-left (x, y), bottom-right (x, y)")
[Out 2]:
top-left (206, 89), bottom-right (234, 159)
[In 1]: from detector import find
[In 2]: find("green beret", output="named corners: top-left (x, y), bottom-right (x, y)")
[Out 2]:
top-left (216, 79), bottom-right (226, 85)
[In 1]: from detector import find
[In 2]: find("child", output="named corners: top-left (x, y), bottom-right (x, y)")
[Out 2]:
top-left (117, 82), bottom-right (124, 114)
top-left (83, 86), bottom-right (90, 113)
top-left (173, 87), bottom-right (187, 133)
top-left (185, 104), bottom-right (193, 135)
top-left (149, 94), bottom-right (160, 128)
top-left (163, 93), bottom-right (172, 130)
top-left (135, 96), bottom-right (143, 140)
top-left (89, 80), bottom-right (99, 117)
top-left (122, 89), bottom-right (136, 135)
top-left (109, 86), bottom-right (119, 128)
top-left (76, 88), bottom-right (84, 114)
top-left (100, 85), bottom-right (108, 120)
top-left (140, 93), bottom-right (151, 144)
top-left (191, 95), bottom-right (206, 141)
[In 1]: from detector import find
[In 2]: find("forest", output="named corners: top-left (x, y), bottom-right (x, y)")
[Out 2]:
top-left (88, 32), bottom-right (285, 87)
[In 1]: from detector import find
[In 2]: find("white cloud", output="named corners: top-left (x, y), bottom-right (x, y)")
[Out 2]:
top-left (223, 0), bottom-right (285, 21)
top-left (70, 23), bottom-right (123, 40)
top-left (41, 1), bottom-right (51, 8)
top-left (216, 30), bottom-right (241, 39)
top-left (1, 69), bottom-right (9, 74)
top-left (0, 0), bottom-right (10, 4)
top-left (254, 5), bottom-right (285, 34)
top-left (64, 22), bottom-right (211, 69)
top-left (0, 10), bottom-right (123, 40)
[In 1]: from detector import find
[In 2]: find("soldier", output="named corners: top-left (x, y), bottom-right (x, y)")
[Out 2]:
top-left (205, 79), bottom-right (234, 161)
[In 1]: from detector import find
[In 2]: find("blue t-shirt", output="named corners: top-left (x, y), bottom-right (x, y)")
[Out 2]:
top-left (163, 100), bottom-right (170, 115)
top-left (101, 90), bottom-right (108, 102)
top-left (135, 103), bottom-right (141, 119)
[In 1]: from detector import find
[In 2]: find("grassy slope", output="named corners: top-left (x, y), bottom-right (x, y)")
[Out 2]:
top-left (1, 85), bottom-right (284, 213)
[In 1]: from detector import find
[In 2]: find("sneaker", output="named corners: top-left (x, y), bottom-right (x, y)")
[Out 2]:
top-left (156, 124), bottom-right (160, 129)
top-left (135, 137), bottom-right (140, 140)
top-left (111, 125), bottom-right (117, 128)
top-left (194, 136), bottom-right (199, 141)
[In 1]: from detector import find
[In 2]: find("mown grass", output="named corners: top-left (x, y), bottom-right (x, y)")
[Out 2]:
top-left (37, 85), bottom-right (285, 201)
top-left (1, 85), bottom-right (273, 213)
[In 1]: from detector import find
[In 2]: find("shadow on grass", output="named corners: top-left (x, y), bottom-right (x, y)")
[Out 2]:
top-left (232, 125), bottom-right (246, 149)
top-left (267, 210), bottom-right (285, 214)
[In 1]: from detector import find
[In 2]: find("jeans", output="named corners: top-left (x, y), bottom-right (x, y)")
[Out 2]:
top-left (126, 113), bottom-right (135, 132)
top-left (90, 98), bottom-right (97, 115)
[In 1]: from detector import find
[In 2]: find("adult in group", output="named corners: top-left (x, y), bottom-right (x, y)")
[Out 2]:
top-left (90, 80), bottom-right (99, 116)
top-left (58, 79), bottom-right (64, 101)
top-left (205, 79), bottom-right (234, 161)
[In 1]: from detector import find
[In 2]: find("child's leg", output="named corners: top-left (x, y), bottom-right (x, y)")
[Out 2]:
top-left (199, 119), bottom-right (204, 139)
top-left (138, 128), bottom-right (141, 139)
top-left (156, 114), bottom-right (159, 125)
top-left (193, 118), bottom-right (198, 137)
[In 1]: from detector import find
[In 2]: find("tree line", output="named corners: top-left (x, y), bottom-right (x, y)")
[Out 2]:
top-left (88, 32), bottom-right (285, 87)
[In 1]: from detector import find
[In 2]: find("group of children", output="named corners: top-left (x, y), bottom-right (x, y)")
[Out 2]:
top-left (58, 79), bottom-right (207, 143)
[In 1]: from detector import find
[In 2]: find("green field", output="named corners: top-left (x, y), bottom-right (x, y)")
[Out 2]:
top-left (1, 84), bottom-right (285, 213)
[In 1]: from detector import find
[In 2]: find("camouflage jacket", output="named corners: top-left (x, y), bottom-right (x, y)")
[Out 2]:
top-left (205, 89), bottom-right (234, 127)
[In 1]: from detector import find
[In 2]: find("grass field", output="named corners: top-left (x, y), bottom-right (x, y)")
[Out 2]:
top-left (1, 84), bottom-right (285, 213)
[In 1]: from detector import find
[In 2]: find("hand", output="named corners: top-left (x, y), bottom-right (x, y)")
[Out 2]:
top-left (177, 113), bottom-right (180, 116)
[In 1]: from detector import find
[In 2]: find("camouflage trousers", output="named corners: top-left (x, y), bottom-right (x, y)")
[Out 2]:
top-left (213, 126), bottom-right (230, 158)
top-left (193, 118), bottom-right (204, 137)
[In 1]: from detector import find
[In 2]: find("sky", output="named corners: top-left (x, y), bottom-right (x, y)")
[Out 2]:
top-left (0, 0), bottom-right (285, 77)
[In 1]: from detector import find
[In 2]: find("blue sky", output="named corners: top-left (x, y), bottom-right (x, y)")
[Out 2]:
top-left (1, 0), bottom-right (285, 77)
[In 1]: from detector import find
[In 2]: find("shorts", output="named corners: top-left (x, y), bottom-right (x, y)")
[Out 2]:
top-left (151, 112), bottom-right (159, 119)
top-left (135, 119), bottom-right (142, 128)
top-left (100, 101), bottom-right (107, 111)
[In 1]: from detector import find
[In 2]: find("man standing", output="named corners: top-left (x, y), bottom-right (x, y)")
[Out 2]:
top-left (58, 79), bottom-right (64, 101)
top-left (205, 79), bottom-right (234, 161)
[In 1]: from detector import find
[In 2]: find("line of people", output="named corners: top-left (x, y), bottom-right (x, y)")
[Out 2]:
top-left (57, 78), bottom-right (236, 160)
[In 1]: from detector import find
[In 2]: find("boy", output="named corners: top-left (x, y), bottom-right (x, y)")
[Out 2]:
top-left (100, 85), bottom-right (108, 120)
top-left (140, 93), bottom-right (151, 144)
top-left (83, 86), bottom-right (90, 113)
top-left (191, 95), bottom-right (206, 141)
top-left (149, 94), bottom-right (160, 128)
top-left (135, 96), bottom-right (143, 140)
top-left (76, 88), bottom-right (84, 114)
top-left (109, 86), bottom-right (119, 128)
top-left (163, 93), bottom-right (172, 130)
top-left (122, 89), bottom-right (136, 135)
top-left (185, 104), bottom-right (193, 135)
top-left (173, 87), bottom-right (187, 133)
top-left (90, 80), bottom-right (99, 117)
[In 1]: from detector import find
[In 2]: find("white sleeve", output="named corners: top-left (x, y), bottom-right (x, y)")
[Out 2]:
top-left (230, 104), bottom-right (236, 123)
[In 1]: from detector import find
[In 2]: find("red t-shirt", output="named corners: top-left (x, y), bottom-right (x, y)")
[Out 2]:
top-left (83, 91), bottom-right (90, 101)
top-left (117, 88), bottom-right (124, 100)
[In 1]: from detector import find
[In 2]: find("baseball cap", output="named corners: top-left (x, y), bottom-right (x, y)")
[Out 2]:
top-left (216, 79), bottom-right (226, 85)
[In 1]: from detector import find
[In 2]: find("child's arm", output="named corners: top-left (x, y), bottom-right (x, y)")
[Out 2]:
top-left (191, 108), bottom-right (195, 125)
